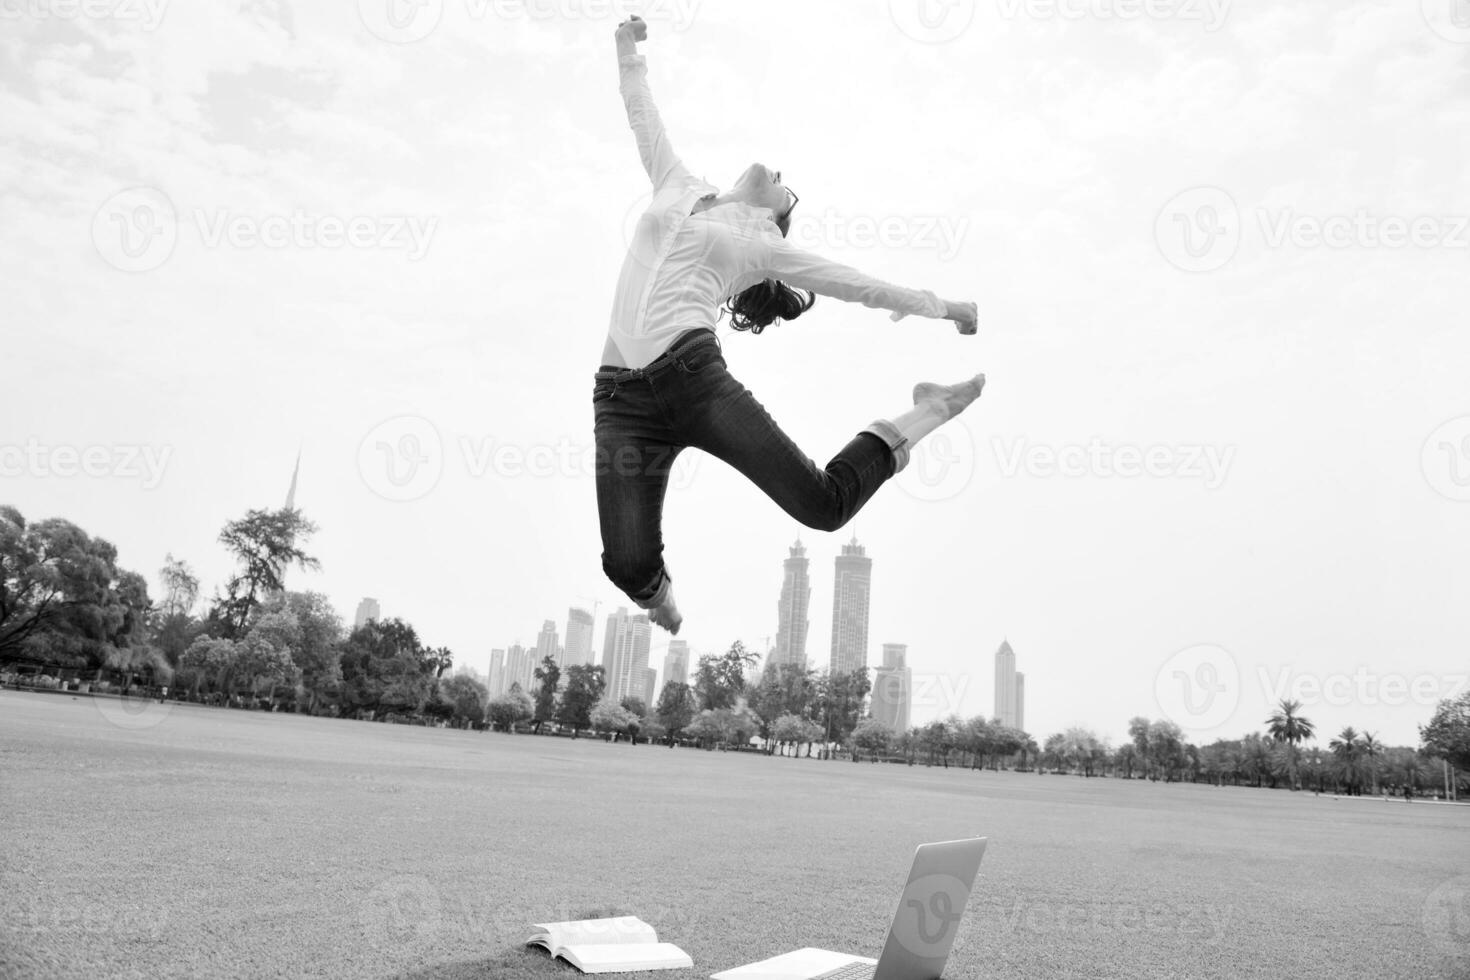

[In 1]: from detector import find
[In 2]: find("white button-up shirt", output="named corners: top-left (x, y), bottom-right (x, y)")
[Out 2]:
top-left (606, 52), bottom-right (949, 369)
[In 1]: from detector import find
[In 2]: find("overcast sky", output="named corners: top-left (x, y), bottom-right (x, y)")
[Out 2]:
top-left (4, 0), bottom-right (1468, 749)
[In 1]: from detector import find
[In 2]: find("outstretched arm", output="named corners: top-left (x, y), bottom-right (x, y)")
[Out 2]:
top-left (755, 233), bottom-right (978, 334)
top-left (615, 16), bottom-right (694, 191)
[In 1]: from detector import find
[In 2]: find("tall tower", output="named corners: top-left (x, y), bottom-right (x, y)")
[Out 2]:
top-left (277, 451), bottom-right (301, 595)
top-left (563, 607), bottom-right (595, 668)
top-left (534, 620), bottom-right (559, 667)
top-left (994, 640), bottom-right (1018, 728)
top-left (829, 534), bottom-right (873, 676)
top-left (1015, 671), bottom-right (1025, 733)
top-left (601, 608), bottom-right (652, 704)
top-left (353, 598), bottom-right (381, 629)
top-left (662, 639), bottom-right (690, 688)
top-left (488, 648), bottom-right (506, 695)
top-left (773, 537), bottom-right (812, 669)
top-left (871, 643), bottom-right (912, 734)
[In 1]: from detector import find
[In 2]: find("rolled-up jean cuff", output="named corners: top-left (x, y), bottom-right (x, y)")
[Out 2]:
top-left (632, 567), bottom-right (674, 610)
top-left (861, 419), bottom-right (910, 474)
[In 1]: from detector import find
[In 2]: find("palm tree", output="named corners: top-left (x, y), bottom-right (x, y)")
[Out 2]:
top-left (1328, 726), bottom-right (1362, 795)
top-left (1265, 699), bottom-right (1316, 790)
top-left (1360, 731), bottom-right (1382, 795)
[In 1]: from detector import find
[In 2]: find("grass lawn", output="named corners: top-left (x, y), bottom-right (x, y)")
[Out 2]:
top-left (2, 689), bottom-right (1467, 980)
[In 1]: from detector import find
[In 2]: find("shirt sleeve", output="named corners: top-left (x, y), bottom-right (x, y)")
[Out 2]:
top-left (618, 53), bottom-right (694, 191)
top-left (752, 231), bottom-right (949, 322)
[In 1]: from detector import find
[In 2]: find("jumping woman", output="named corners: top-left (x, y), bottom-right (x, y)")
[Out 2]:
top-left (596, 16), bottom-right (985, 635)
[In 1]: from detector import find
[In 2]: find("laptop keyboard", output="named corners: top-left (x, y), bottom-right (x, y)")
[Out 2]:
top-left (809, 963), bottom-right (876, 980)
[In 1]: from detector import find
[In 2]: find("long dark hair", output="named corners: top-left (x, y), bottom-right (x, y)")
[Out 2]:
top-left (719, 210), bottom-right (816, 333)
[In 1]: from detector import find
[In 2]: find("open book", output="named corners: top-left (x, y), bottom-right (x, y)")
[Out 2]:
top-left (526, 915), bottom-right (693, 974)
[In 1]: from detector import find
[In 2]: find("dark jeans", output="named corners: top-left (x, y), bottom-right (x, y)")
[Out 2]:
top-left (593, 328), bottom-right (902, 609)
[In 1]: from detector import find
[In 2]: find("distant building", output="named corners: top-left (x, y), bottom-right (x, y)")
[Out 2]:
top-left (488, 649), bottom-right (505, 695)
top-left (354, 597), bottom-right (380, 630)
top-left (662, 640), bottom-right (690, 689)
top-left (505, 643), bottom-right (533, 694)
top-left (563, 607), bottom-right (595, 668)
top-left (534, 620), bottom-right (559, 668)
top-left (993, 640), bottom-right (1025, 730)
top-left (830, 535), bottom-right (872, 676)
top-left (601, 607), bottom-right (652, 705)
top-left (871, 643), bottom-right (912, 734)
top-left (773, 538), bottom-right (812, 669)
top-left (638, 666), bottom-right (658, 712)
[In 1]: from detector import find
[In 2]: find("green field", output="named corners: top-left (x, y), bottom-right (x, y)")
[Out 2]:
top-left (2, 690), bottom-right (1467, 980)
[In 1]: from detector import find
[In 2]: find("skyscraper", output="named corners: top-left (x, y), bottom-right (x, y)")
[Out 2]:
top-left (871, 643), bottom-right (912, 734)
top-left (994, 640), bottom-right (1024, 729)
top-left (488, 648), bottom-right (505, 695)
top-left (505, 643), bottom-right (533, 693)
top-left (534, 620), bottom-right (559, 667)
top-left (353, 597), bottom-right (380, 629)
top-left (1015, 671), bottom-right (1025, 733)
top-left (601, 607), bottom-right (652, 704)
top-left (829, 535), bottom-right (873, 676)
top-left (563, 607), bottom-right (595, 668)
top-left (662, 640), bottom-right (690, 689)
top-left (773, 537), bottom-right (812, 669)
top-left (639, 666), bottom-right (658, 711)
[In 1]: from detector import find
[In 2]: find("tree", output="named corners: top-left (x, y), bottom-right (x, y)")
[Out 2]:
top-left (1359, 731), bottom-right (1382, 795)
top-left (654, 681), bottom-right (695, 740)
top-left (692, 640), bottom-right (760, 711)
top-left (0, 508), bottom-right (153, 674)
top-left (532, 655), bottom-right (561, 733)
top-left (815, 668), bottom-right (872, 750)
top-left (556, 664), bottom-right (606, 736)
top-left (619, 695), bottom-right (647, 719)
top-left (209, 508), bottom-right (320, 638)
top-left (1420, 692), bottom-right (1470, 777)
top-left (440, 673), bottom-right (489, 728)
top-left (591, 697), bottom-right (637, 740)
top-left (157, 554), bottom-right (199, 619)
top-left (772, 714), bottom-right (807, 756)
top-left (256, 591), bottom-right (343, 713)
top-left (1265, 698), bottom-right (1316, 790)
top-left (487, 689), bottom-right (533, 731)
top-left (684, 710), bottom-right (723, 748)
top-left (337, 618), bottom-right (434, 718)
top-left (851, 718), bottom-right (894, 762)
top-left (1328, 727), bottom-right (1363, 795)
top-left (178, 637), bottom-right (236, 695)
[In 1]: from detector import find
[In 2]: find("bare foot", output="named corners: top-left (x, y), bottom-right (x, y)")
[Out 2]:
top-left (913, 374), bottom-right (986, 421)
top-left (647, 593), bottom-right (682, 634)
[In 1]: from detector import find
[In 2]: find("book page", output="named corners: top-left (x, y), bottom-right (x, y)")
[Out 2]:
top-left (529, 916), bottom-right (656, 952)
top-left (710, 947), bottom-right (875, 980)
top-left (561, 942), bottom-right (693, 974)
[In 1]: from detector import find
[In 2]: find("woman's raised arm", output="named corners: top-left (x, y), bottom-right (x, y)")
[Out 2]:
top-left (615, 17), bottom-right (694, 191)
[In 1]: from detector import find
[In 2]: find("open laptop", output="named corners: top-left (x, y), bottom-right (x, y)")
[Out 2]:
top-left (711, 836), bottom-right (988, 980)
